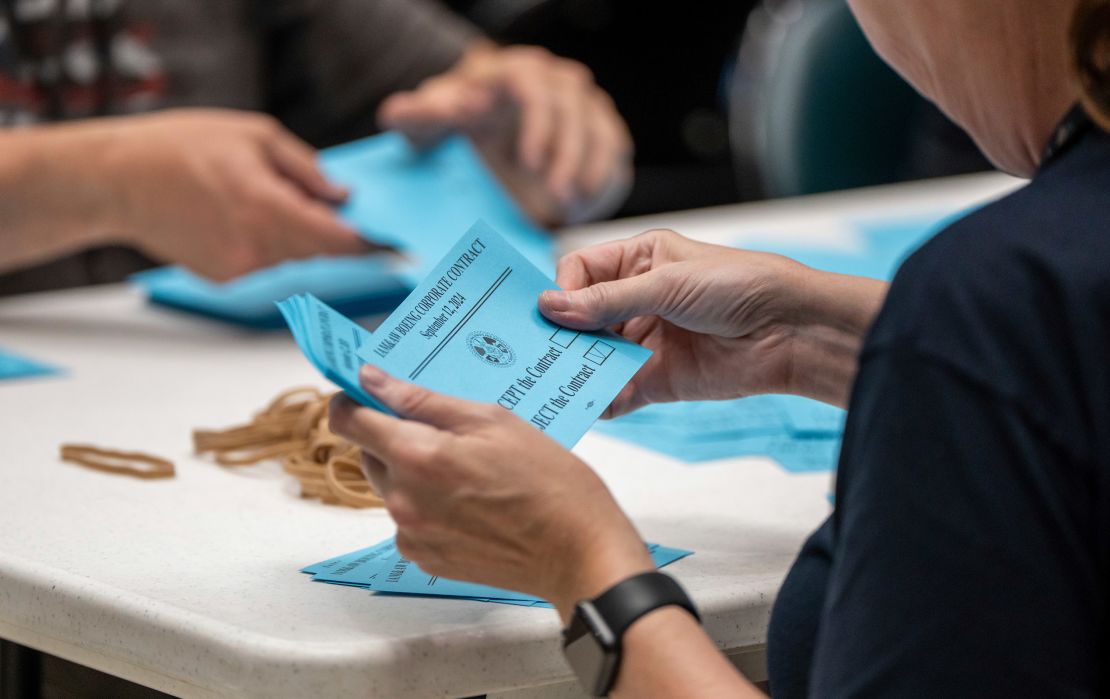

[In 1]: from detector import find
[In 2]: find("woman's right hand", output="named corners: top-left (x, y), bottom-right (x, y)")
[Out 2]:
top-left (538, 229), bottom-right (887, 415)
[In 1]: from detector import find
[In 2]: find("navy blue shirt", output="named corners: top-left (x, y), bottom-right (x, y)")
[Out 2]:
top-left (767, 112), bottom-right (1110, 697)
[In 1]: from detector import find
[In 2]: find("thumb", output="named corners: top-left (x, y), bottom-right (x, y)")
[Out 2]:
top-left (377, 80), bottom-right (482, 148)
top-left (359, 365), bottom-right (479, 430)
top-left (266, 131), bottom-right (348, 204)
top-left (538, 268), bottom-right (676, 330)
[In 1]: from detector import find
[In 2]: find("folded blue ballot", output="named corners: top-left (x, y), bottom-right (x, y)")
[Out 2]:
top-left (0, 347), bottom-right (58, 382)
top-left (321, 131), bottom-right (555, 281)
top-left (302, 538), bottom-right (693, 607)
top-left (131, 256), bottom-right (411, 329)
top-left (279, 221), bottom-right (652, 449)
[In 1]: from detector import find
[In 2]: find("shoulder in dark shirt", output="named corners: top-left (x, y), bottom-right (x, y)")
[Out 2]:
top-left (768, 125), bottom-right (1110, 698)
top-left (867, 127), bottom-right (1110, 462)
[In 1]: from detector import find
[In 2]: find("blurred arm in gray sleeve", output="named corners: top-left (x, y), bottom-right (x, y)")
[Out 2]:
top-left (262, 0), bottom-right (483, 147)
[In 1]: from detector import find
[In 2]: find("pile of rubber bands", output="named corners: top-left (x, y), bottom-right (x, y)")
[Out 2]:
top-left (192, 387), bottom-right (383, 509)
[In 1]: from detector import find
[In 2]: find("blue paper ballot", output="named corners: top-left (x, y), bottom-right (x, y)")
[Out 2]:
top-left (0, 347), bottom-right (58, 381)
top-left (598, 419), bottom-right (841, 471)
top-left (321, 132), bottom-right (555, 280)
top-left (280, 221), bottom-right (652, 449)
top-left (775, 395), bottom-right (845, 435)
top-left (132, 256), bottom-right (411, 329)
top-left (277, 292), bottom-right (385, 410)
top-left (594, 394), bottom-right (843, 472)
top-left (756, 434), bottom-right (842, 473)
top-left (741, 210), bottom-right (969, 283)
top-left (299, 542), bottom-right (394, 577)
top-left (349, 542), bottom-right (692, 603)
top-left (301, 540), bottom-right (397, 578)
top-left (608, 395), bottom-right (787, 436)
top-left (305, 539), bottom-right (693, 606)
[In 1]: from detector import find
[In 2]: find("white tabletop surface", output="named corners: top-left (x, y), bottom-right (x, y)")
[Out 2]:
top-left (0, 172), bottom-right (1022, 699)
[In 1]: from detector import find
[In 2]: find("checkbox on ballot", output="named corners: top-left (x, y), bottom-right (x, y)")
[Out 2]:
top-left (584, 340), bottom-right (616, 366)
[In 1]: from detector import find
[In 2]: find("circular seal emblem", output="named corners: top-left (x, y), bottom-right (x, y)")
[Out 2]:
top-left (466, 331), bottom-right (516, 367)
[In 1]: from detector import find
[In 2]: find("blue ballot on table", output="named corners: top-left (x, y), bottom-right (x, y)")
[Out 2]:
top-left (278, 221), bottom-right (652, 449)
top-left (0, 347), bottom-right (58, 382)
top-left (302, 538), bottom-right (693, 607)
top-left (131, 256), bottom-right (411, 330)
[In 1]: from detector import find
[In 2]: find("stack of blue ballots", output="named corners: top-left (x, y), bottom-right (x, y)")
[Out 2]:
top-left (131, 256), bottom-right (410, 330)
top-left (595, 209), bottom-right (971, 473)
top-left (279, 220), bottom-right (652, 449)
top-left (133, 132), bottom-right (555, 328)
top-left (0, 346), bottom-right (58, 381)
top-left (302, 537), bottom-right (692, 607)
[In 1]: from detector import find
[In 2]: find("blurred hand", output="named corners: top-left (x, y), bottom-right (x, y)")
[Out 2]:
top-left (537, 229), bottom-right (885, 414)
top-left (103, 109), bottom-right (369, 281)
top-left (378, 44), bottom-right (633, 226)
top-left (329, 365), bottom-right (653, 613)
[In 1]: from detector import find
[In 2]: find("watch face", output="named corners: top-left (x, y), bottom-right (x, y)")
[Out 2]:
top-left (565, 633), bottom-right (608, 695)
top-left (564, 602), bottom-right (620, 696)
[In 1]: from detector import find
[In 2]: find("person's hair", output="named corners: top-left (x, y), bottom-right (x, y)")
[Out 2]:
top-left (1072, 0), bottom-right (1110, 129)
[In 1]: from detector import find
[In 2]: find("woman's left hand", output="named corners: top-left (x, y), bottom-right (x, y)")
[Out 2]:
top-left (377, 43), bottom-right (633, 227)
top-left (328, 364), bottom-right (653, 614)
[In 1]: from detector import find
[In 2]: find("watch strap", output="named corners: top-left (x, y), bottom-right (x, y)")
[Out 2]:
top-left (592, 571), bottom-right (700, 645)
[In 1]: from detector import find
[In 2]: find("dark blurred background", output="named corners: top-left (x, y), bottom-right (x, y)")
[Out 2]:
top-left (444, 0), bottom-right (990, 218)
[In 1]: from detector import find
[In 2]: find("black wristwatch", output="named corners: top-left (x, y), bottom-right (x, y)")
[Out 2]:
top-left (562, 571), bottom-right (699, 697)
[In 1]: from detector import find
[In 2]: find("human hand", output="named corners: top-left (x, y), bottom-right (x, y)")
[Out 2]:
top-left (537, 229), bottom-right (887, 413)
top-left (101, 109), bottom-right (369, 281)
top-left (328, 365), bottom-right (653, 616)
top-left (378, 44), bottom-right (633, 226)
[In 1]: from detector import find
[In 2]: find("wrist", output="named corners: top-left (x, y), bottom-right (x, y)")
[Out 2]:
top-left (550, 523), bottom-right (655, 624)
top-left (85, 120), bottom-right (141, 244)
top-left (0, 125), bottom-right (126, 257)
top-left (782, 269), bottom-right (888, 407)
top-left (45, 121), bottom-right (131, 246)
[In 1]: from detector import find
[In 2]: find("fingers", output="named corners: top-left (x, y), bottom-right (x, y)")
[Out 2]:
top-left (601, 382), bottom-right (646, 420)
top-left (358, 365), bottom-right (489, 430)
top-left (538, 266), bottom-right (678, 330)
top-left (577, 92), bottom-right (633, 200)
top-left (377, 77), bottom-right (486, 148)
top-left (359, 452), bottom-right (390, 498)
top-left (502, 71), bottom-right (555, 173)
top-left (552, 228), bottom-right (709, 293)
top-left (265, 130), bottom-right (348, 204)
top-left (255, 177), bottom-right (370, 260)
top-left (547, 229), bottom-right (670, 296)
top-left (552, 239), bottom-right (631, 291)
top-left (543, 78), bottom-right (588, 204)
top-left (328, 392), bottom-right (422, 464)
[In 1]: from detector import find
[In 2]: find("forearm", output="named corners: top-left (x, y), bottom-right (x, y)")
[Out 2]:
top-left (0, 123), bottom-right (120, 273)
top-left (550, 529), bottom-right (763, 699)
top-left (788, 270), bottom-right (889, 407)
top-left (613, 608), bottom-right (764, 699)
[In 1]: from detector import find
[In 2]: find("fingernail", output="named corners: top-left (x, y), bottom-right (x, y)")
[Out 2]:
top-left (360, 364), bottom-right (387, 388)
top-left (542, 290), bottom-right (571, 312)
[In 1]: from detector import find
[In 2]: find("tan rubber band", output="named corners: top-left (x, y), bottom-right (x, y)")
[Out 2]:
top-left (60, 444), bottom-right (175, 480)
top-left (193, 387), bottom-right (384, 509)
